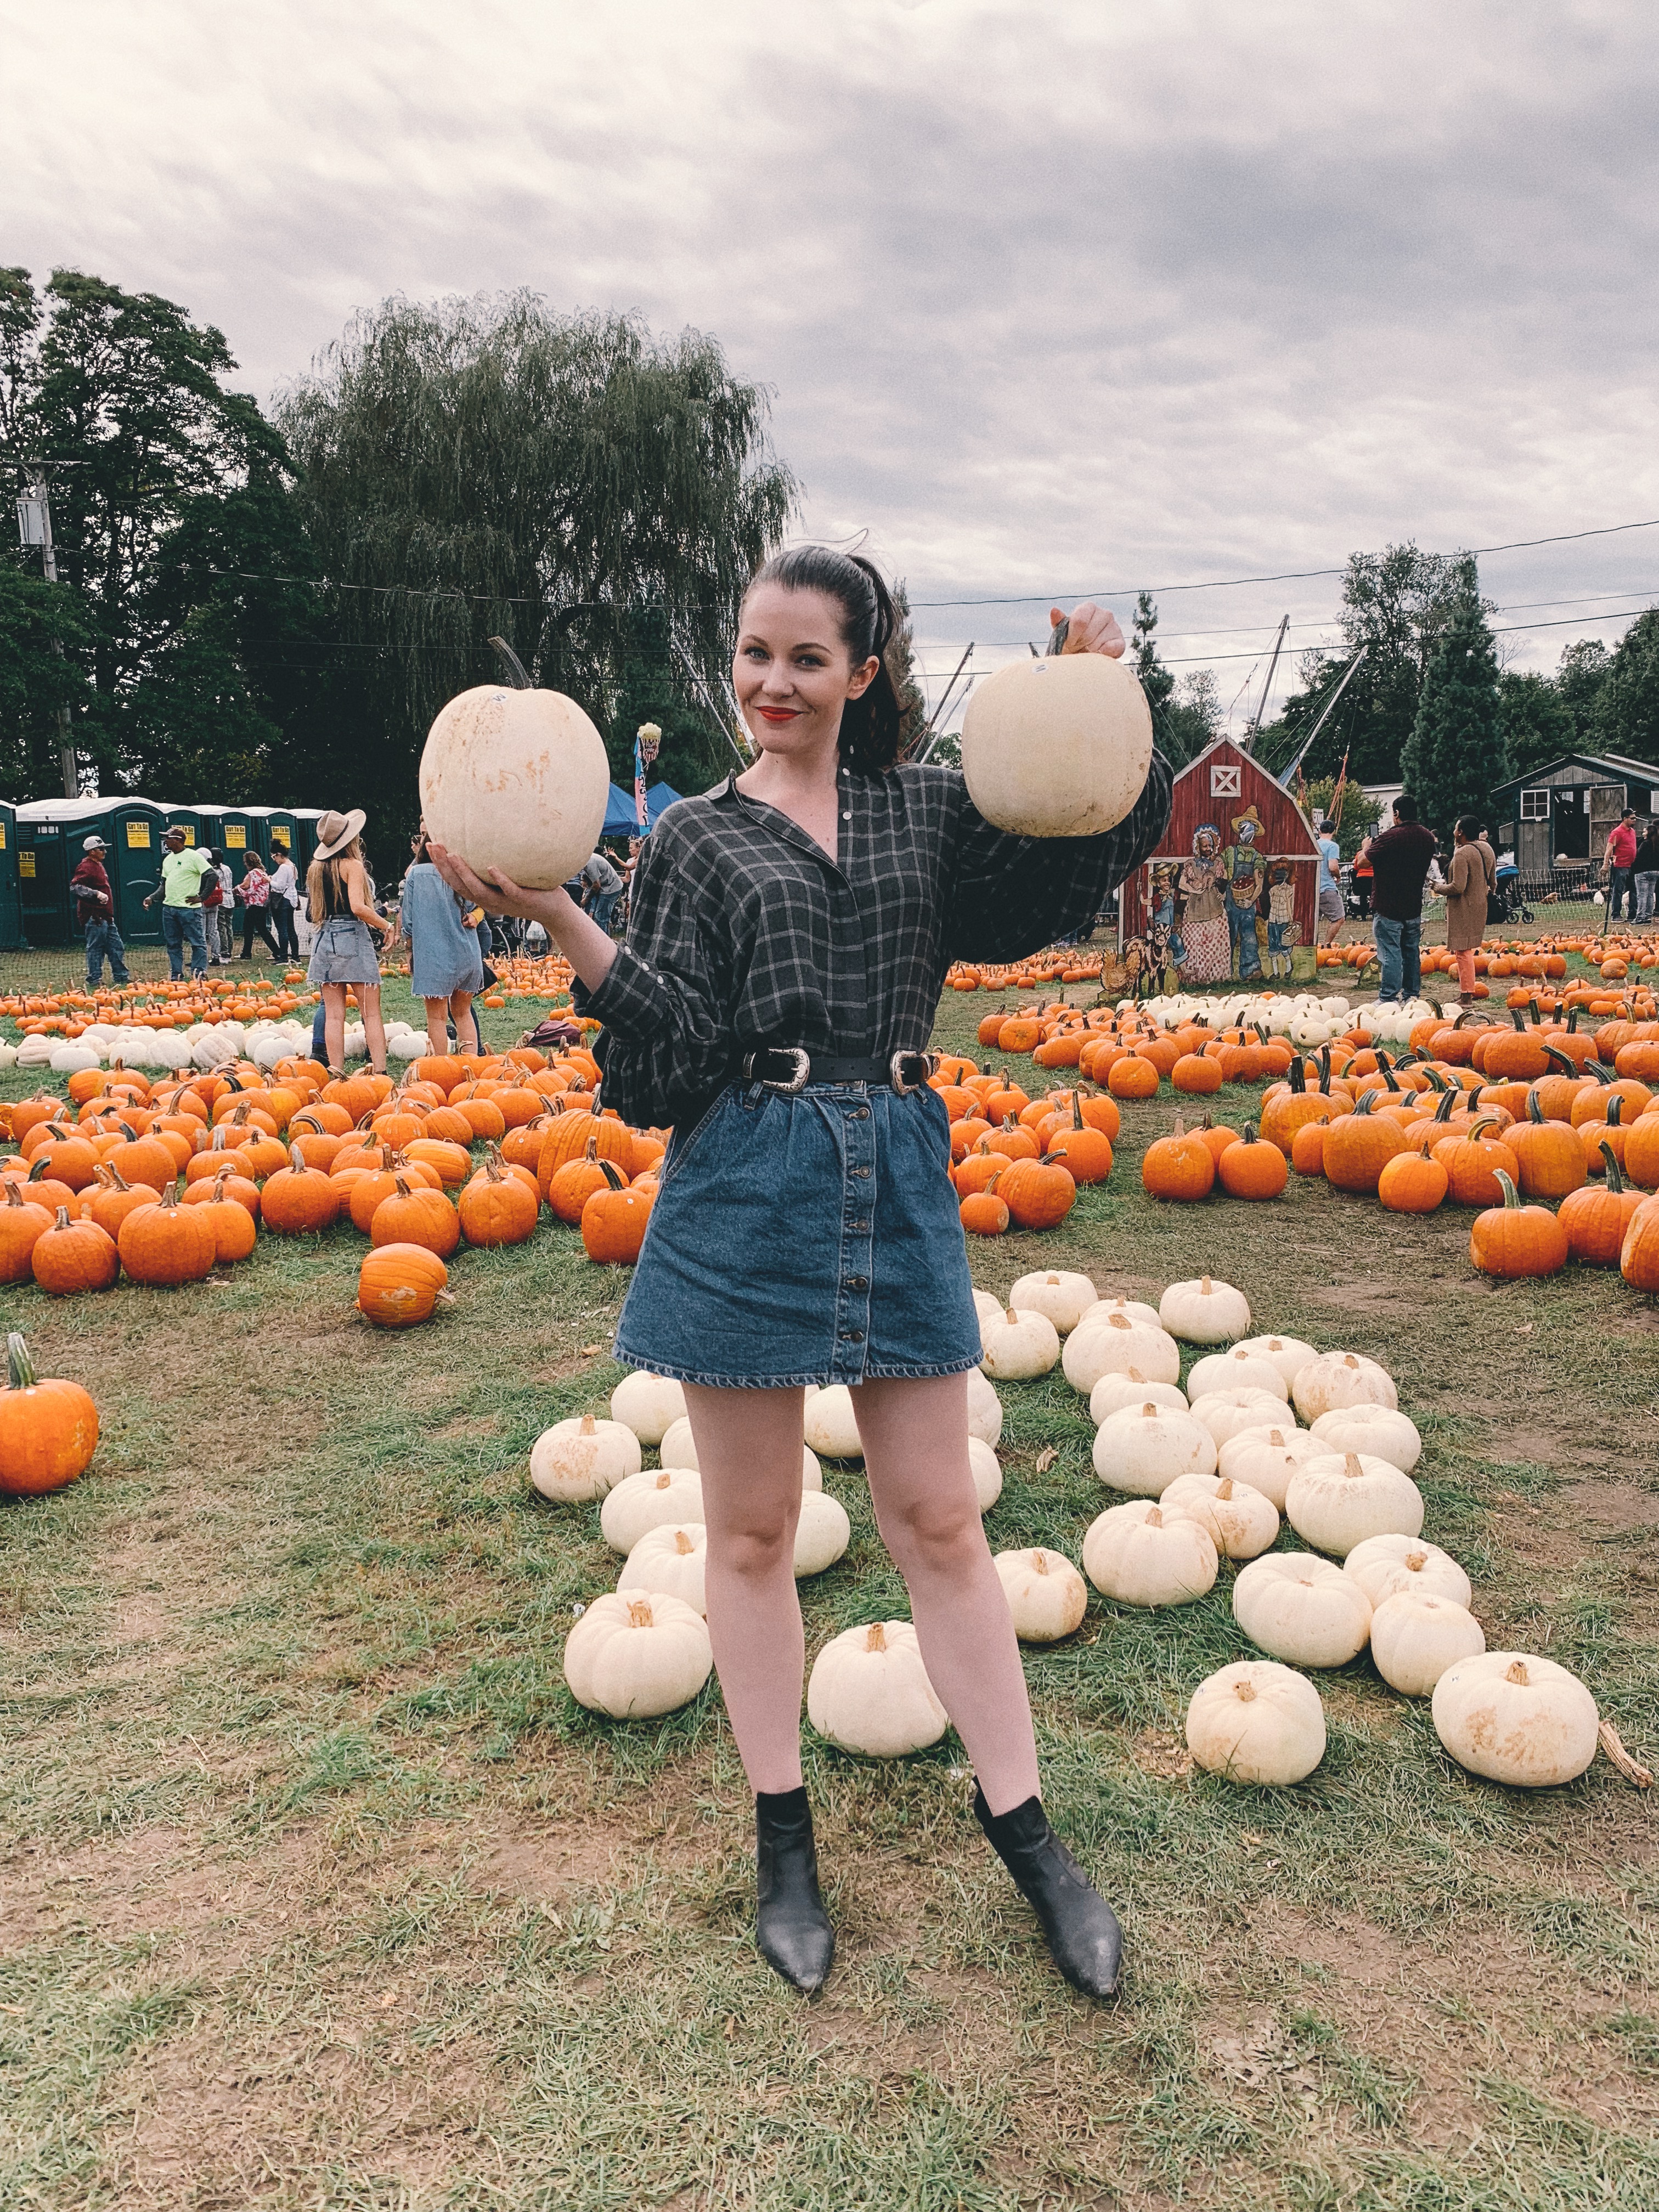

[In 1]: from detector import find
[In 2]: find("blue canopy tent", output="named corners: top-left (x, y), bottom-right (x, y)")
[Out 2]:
top-left (600, 781), bottom-right (682, 838)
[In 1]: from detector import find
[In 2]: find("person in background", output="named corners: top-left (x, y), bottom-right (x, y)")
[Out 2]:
top-left (1351, 836), bottom-right (1373, 918)
top-left (400, 827), bottom-right (483, 1055)
top-left (1313, 815), bottom-right (1344, 946)
top-left (579, 845), bottom-right (626, 936)
top-left (306, 810), bottom-right (393, 1077)
top-left (267, 843), bottom-right (300, 960)
top-left (1633, 819), bottom-right (1659, 926)
top-left (238, 850), bottom-right (281, 961)
top-left (216, 851), bottom-right (238, 961)
top-left (1443, 816), bottom-right (1489, 997)
top-left (1357, 794), bottom-right (1437, 1003)
top-left (1605, 808), bottom-right (1638, 923)
top-left (197, 848), bottom-right (228, 964)
top-left (72, 834), bottom-right (130, 988)
top-left (144, 826), bottom-right (213, 980)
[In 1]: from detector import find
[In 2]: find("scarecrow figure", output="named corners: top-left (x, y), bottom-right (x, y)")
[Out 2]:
top-left (1222, 805), bottom-right (1267, 981)
top-left (1175, 824), bottom-right (1229, 984)
top-left (1265, 859), bottom-right (1298, 979)
top-left (1146, 861), bottom-right (1183, 968)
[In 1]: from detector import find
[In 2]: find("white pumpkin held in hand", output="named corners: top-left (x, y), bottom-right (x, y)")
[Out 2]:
top-left (530, 1413), bottom-right (642, 1502)
top-left (1186, 1660), bottom-right (1327, 1785)
top-left (608, 1370), bottom-right (687, 1446)
top-left (1159, 1275), bottom-right (1251, 1344)
top-left (420, 678), bottom-right (611, 890)
top-left (563, 1590), bottom-right (713, 1718)
top-left (980, 1305), bottom-right (1062, 1380)
top-left (1310, 1403), bottom-right (1423, 1473)
top-left (1093, 1401), bottom-right (1217, 1496)
top-left (1159, 1471), bottom-right (1280, 1560)
top-left (1232, 1334), bottom-right (1318, 1390)
top-left (994, 1547), bottom-right (1089, 1641)
top-left (600, 1466), bottom-right (706, 1553)
top-left (793, 1489), bottom-right (852, 1578)
top-left (1370, 1590), bottom-right (1486, 1696)
top-left (1062, 1312), bottom-right (1181, 1393)
top-left (1342, 1533), bottom-right (1471, 1610)
top-left (1285, 1451), bottom-right (1424, 1558)
top-left (803, 1385), bottom-right (864, 1461)
top-left (618, 1523), bottom-right (708, 1615)
top-left (960, 647), bottom-right (1154, 839)
top-left (1008, 1269), bottom-right (1099, 1334)
top-left (967, 1436), bottom-right (1005, 1513)
top-left (1216, 1423), bottom-right (1320, 1510)
top-left (1089, 1369), bottom-right (1188, 1424)
top-left (807, 1621), bottom-right (949, 1756)
top-left (1188, 1386), bottom-right (1292, 1452)
top-left (1082, 1499), bottom-right (1219, 1606)
top-left (1188, 1348), bottom-right (1290, 1404)
top-left (1233, 1552), bottom-right (1373, 1667)
top-left (966, 1366), bottom-right (1004, 1448)
top-left (1292, 1350), bottom-right (1398, 1424)
top-left (1431, 1651), bottom-right (1599, 1786)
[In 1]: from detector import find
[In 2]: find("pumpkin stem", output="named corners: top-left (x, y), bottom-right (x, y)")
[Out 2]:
top-left (1145, 1506), bottom-right (1163, 1526)
top-left (1033, 1550), bottom-right (1051, 1574)
top-left (674, 1529), bottom-right (695, 1555)
top-left (865, 1622), bottom-right (888, 1653)
top-left (627, 1597), bottom-right (656, 1628)
top-left (1505, 1658), bottom-right (1530, 1685)
top-left (1342, 1452), bottom-right (1364, 1477)
top-left (7, 1333), bottom-right (36, 1389)
top-left (1493, 1170), bottom-right (1522, 1210)
top-left (1216, 1477), bottom-right (1233, 1499)
top-left (1600, 1141), bottom-right (1624, 1193)
top-left (1597, 1719), bottom-right (1654, 1788)
top-left (53, 1206), bottom-right (71, 1228)
top-left (1235, 1679), bottom-right (1257, 1703)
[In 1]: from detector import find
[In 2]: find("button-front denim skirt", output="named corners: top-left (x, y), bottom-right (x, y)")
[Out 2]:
top-left (613, 1080), bottom-right (983, 1389)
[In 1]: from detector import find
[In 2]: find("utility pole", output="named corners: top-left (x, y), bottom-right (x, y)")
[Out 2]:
top-left (15, 466), bottom-right (78, 797)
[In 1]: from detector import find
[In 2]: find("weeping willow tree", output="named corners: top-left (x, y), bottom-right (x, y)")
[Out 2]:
top-left (276, 293), bottom-right (795, 834)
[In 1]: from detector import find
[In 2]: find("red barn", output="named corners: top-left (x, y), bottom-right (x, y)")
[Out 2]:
top-left (1119, 737), bottom-right (1322, 986)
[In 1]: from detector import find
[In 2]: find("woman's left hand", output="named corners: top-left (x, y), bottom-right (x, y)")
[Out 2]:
top-left (1051, 601), bottom-right (1126, 658)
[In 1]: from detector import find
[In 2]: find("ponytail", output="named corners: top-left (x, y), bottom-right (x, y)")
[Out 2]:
top-left (743, 544), bottom-right (905, 772)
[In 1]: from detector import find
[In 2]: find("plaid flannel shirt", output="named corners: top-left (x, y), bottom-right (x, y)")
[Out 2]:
top-left (582, 754), bottom-right (1173, 1130)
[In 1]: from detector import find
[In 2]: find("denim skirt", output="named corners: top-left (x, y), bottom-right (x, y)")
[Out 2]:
top-left (307, 917), bottom-right (382, 988)
top-left (613, 1080), bottom-right (983, 1389)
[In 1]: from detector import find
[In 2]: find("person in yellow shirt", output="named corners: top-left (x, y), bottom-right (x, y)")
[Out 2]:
top-left (143, 826), bottom-right (215, 979)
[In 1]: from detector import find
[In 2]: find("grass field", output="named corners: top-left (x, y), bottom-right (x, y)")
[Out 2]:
top-left (1, 976), bottom-right (1655, 2211)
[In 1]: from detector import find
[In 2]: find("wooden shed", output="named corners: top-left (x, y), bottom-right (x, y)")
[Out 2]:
top-left (1119, 736), bottom-right (1322, 986)
top-left (1488, 751), bottom-right (1659, 877)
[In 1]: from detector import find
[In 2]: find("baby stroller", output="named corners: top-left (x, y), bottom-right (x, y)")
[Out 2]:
top-left (1489, 865), bottom-right (1531, 926)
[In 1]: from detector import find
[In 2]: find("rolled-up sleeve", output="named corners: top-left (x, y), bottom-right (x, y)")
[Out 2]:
top-left (946, 751), bottom-right (1174, 964)
top-left (578, 840), bottom-right (733, 1128)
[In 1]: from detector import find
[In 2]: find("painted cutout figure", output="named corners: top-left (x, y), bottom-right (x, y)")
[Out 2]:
top-left (1175, 824), bottom-right (1229, 984)
top-left (1223, 805), bottom-right (1267, 980)
top-left (1266, 859), bottom-right (1298, 978)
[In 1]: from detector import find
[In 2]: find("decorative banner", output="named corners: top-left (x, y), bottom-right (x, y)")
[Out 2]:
top-left (126, 820), bottom-right (151, 847)
top-left (635, 721), bottom-right (662, 831)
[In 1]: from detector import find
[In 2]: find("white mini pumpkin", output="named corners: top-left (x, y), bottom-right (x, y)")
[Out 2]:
top-left (662, 1415), bottom-right (822, 1490)
top-left (973, 1287), bottom-right (1005, 1327)
top-left (802, 1385), bottom-right (864, 1460)
top-left (1291, 1350), bottom-right (1398, 1424)
top-left (1188, 1386), bottom-right (1291, 1451)
top-left (1342, 1533), bottom-right (1471, 1610)
top-left (1431, 1651), bottom-right (1599, 1786)
top-left (1077, 1295), bottom-right (1163, 1333)
top-left (1370, 1590), bottom-right (1486, 1696)
top-left (1158, 1471), bottom-right (1280, 1560)
top-left (1188, 1349), bottom-right (1290, 1404)
top-left (1082, 1499), bottom-right (1218, 1607)
top-left (1232, 1334), bottom-right (1318, 1390)
top-left (806, 1620), bottom-right (949, 1756)
top-left (994, 1547), bottom-right (1089, 1641)
top-left (600, 1466), bottom-right (706, 1553)
top-left (966, 1367), bottom-right (1004, 1448)
top-left (980, 1305), bottom-right (1062, 1380)
top-left (1310, 1403), bottom-right (1423, 1473)
top-left (563, 1590), bottom-right (713, 1718)
top-left (618, 1523), bottom-right (708, 1615)
top-left (1285, 1451), bottom-right (1424, 1558)
top-left (529, 1413), bottom-right (642, 1502)
top-left (1093, 1401), bottom-right (1217, 1496)
top-left (608, 1370), bottom-right (688, 1446)
top-left (1089, 1370), bottom-right (1188, 1424)
top-left (1185, 1660), bottom-right (1327, 1785)
top-left (1216, 1423), bottom-right (1321, 1510)
top-left (1008, 1269), bottom-right (1099, 1334)
top-left (1062, 1312), bottom-right (1181, 1393)
top-left (793, 1489), bottom-right (852, 1577)
top-left (1233, 1552), bottom-right (1373, 1667)
top-left (1159, 1275), bottom-right (1251, 1344)
top-left (968, 1436), bottom-right (1005, 1513)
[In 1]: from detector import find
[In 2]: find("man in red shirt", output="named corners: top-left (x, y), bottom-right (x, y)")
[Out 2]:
top-left (1356, 794), bottom-right (1438, 1003)
top-left (1605, 809), bottom-right (1638, 924)
top-left (71, 834), bottom-right (131, 988)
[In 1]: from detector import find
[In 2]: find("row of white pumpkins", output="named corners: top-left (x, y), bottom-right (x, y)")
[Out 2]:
top-left (1125, 992), bottom-right (1452, 1051)
top-left (543, 1273), bottom-right (1609, 1795)
top-left (10, 1015), bottom-right (438, 1076)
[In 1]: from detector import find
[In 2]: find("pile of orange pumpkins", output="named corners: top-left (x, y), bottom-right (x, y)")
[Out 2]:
top-left (0, 1045), bottom-right (668, 1327)
top-left (930, 1054), bottom-right (1114, 1237)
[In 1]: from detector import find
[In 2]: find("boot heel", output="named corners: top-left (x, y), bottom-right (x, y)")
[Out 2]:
top-left (755, 1787), bottom-right (834, 1996)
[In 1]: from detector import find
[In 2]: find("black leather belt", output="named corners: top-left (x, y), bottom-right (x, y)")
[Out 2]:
top-left (738, 1046), bottom-right (936, 1096)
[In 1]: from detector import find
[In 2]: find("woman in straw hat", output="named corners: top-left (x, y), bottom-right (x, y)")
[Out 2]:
top-left (306, 809), bottom-right (394, 1077)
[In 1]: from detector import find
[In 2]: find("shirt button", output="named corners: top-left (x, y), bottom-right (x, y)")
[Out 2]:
top-left (842, 810), bottom-right (851, 820)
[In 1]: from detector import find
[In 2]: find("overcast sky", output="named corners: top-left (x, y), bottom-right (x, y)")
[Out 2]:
top-left (11, 0), bottom-right (1658, 724)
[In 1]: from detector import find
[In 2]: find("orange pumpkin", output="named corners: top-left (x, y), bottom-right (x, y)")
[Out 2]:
top-left (1378, 1142), bottom-right (1448, 1214)
top-left (997, 1153), bottom-right (1077, 1229)
top-left (1560, 1145), bottom-right (1643, 1266)
top-left (31, 1207), bottom-right (120, 1295)
top-left (459, 1151), bottom-right (540, 1246)
top-left (1216, 1126), bottom-right (1287, 1200)
top-left (358, 1242), bottom-right (450, 1328)
top-left (960, 1180), bottom-right (1010, 1234)
top-left (117, 1185), bottom-right (218, 1286)
top-left (0, 1182), bottom-right (54, 1284)
top-left (260, 1146), bottom-right (341, 1234)
top-left (1469, 1171), bottom-right (1567, 1278)
top-left (580, 1161), bottom-right (653, 1262)
top-left (0, 1333), bottom-right (98, 1494)
top-left (1140, 1118), bottom-right (1216, 1202)
top-left (369, 1175), bottom-right (460, 1258)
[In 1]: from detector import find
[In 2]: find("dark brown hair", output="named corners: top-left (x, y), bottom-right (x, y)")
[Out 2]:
top-left (743, 545), bottom-right (903, 771)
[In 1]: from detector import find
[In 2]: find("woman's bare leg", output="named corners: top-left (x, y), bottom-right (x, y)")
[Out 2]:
top-left (321, 984), bottom-right (347, 1073)
top-left (854, 1373), bottom-right (1040, 1815)
top-left (422, 997), bottom-right (450, 1056)
top-left (451, 988), bottom-right (480, 1054)
top-left (359, 984), bottom-right (387, 1074)
top-left (681, 1383), bottom-right (808, 1795)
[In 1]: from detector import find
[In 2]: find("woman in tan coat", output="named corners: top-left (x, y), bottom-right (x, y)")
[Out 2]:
top-left (1444, 815), bottom-right (1489, 996)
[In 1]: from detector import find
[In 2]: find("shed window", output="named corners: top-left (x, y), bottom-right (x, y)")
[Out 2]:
top-left (1520, 789), bottom-right (1549, 821)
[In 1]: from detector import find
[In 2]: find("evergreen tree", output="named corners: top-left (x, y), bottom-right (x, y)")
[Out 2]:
top-left (1400, 591), bottom-right (1508, 836)
top-left (1556, 638), bottom-right (1612, 744)
top-left (1497, 670), bottom-right (1573, 780)
top-left (1593, 607), bottom-right (1659, 765)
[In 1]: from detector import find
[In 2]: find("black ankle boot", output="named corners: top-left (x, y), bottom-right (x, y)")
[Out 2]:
top-left (973, 1783), bottom-right (1122, 1999)
top-left (755, 1787), bottom-right (834, 1995)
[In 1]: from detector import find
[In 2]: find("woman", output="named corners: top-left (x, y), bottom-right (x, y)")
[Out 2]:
top-left (432, 549), bottom-right (1170, 2002)
top-left (402, 828), bottom-right (483, 1054)
top-left (199, 850), bottom-right (228, 966)
top-left (1443, 815), bottom-right (1488, 995)
top-left (306, 809), bottom-right (393, 1077)
top-left (238, 852), bottom-right (281, 962)
top-left (1633, 820), bottom-right (1659, 926)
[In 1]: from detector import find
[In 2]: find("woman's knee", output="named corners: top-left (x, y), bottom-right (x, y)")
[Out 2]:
top-left (707, 1510), bottom-right (796, 1580)
top-left (878, 1485), bottom-right (984, 1576)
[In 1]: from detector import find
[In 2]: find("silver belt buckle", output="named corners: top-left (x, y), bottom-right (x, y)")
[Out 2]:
top-left (889, 1049), bottom-right (933, 1096)
top-left (744, 1046), bottom-right (811, 1094)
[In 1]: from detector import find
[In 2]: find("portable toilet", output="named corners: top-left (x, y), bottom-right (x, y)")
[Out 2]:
top-left (283, 807), bottom-right (325, 871)
top-left (0, 800), bottom-right (23, 950)
top-left (15, 803), bottom-right (74, 946)
top-left (209, 807), bottom-right (261, 867)
top-left (19, 796), bottom-right (171, 945)
top-left (162, 803), bottom-right (213, 853)
top-left (239, 804), bottom-right (301, 865)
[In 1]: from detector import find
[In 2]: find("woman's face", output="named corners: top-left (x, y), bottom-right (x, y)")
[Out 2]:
top-left (733, 583), bottom-right (879, 759)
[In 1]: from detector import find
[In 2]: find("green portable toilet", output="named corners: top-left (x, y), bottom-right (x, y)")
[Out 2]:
top-left (289, 808), bottom-right (326, 871)
top-left (162, 804), bottom-right (213, 854)
top-left (240, 804), bottom-right (301, 864)
top-left (19, 797), bottom-right (170, 946)
top-left (0, 801), bottom-right (22, 950)
top-left (208, 807), bottom-right (261, 867)
top-left (15, 802), bottom-right (74, 946)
